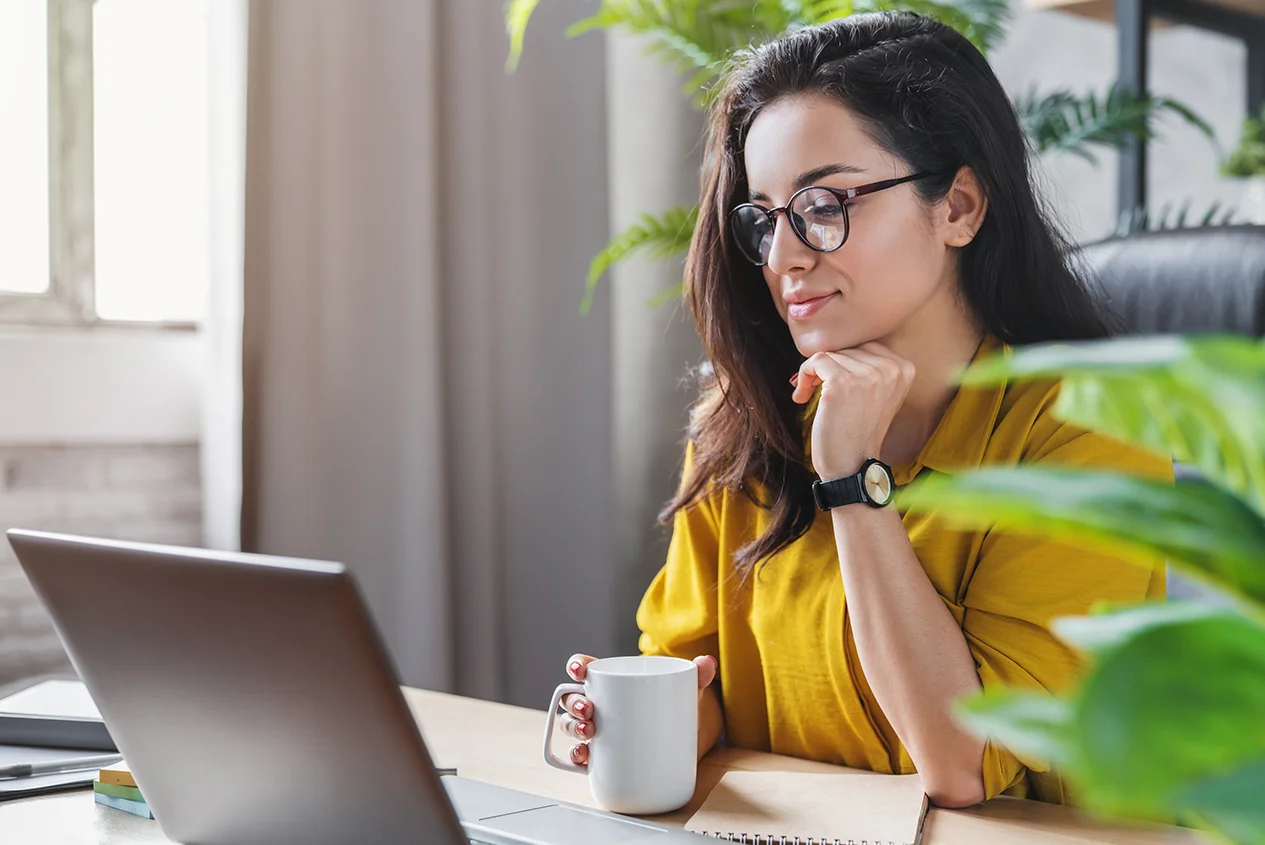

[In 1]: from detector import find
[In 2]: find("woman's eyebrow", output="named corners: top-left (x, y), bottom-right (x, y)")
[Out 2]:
top-left (748, 162), bottom-right (868, 202)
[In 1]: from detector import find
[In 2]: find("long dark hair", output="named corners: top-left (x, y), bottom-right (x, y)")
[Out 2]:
top-left (663, 12), bottom-right (1112, 577)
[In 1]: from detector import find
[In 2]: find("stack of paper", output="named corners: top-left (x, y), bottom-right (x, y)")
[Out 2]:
top-left (94, 760), bottom-right (154, 820)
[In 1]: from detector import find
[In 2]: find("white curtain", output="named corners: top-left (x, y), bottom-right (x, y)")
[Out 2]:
top-left (202, 0), bottom-right (247, 554)
top-left (236, 0), bottom-right (620, 704)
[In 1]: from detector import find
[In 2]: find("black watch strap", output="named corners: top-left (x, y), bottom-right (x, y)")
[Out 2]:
top-left (812, 475), bottom-right (866, 511)
top-left (812, 459), bottom-right (894, 511)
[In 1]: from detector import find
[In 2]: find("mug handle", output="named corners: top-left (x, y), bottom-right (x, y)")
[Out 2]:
top-left (543, 682), bottom-right (587, 773)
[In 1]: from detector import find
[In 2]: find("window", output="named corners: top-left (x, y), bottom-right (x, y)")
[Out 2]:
top-left (0, 0), bottom-right (210, 327)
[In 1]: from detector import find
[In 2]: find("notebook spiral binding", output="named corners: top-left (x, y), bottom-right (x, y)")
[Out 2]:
top-left (696, 836), bottom-right (903, 845)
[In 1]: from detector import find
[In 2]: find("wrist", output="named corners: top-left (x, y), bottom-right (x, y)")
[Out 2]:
top-left (817, 450), bottom-right (879, 482)
top-left (814, 457), bottom-right (896, 511)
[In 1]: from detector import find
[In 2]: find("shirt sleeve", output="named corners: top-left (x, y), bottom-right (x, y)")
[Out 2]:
top-left (636, 442), bottom-right (722, 662)
top-left (963, 425), bottom-right (1172, 802)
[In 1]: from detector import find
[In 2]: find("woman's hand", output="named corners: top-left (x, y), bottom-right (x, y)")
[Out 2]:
top-left (790, 342), bottom-right (915, 480)
top-left (558, 653), bottom-right (719, 766)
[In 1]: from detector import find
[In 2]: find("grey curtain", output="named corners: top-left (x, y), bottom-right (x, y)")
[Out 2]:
top-left (240, 0), bottom-right (622, 706)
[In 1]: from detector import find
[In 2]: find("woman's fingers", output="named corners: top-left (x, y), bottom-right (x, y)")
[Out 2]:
top-left (800, 348), bottom-right (912, 397)
top-left (793, 352), bottom-right (851, 403)
top-left (566, 653), bottom-right (598, 681)
top-left (694, 655), bottom-right (718, 691)
top-left (792, 343), bottom-right (914, 402)
top-left (561, 693), bottom-right (593, 721)
top-left (845, 344), bottom-right (916, 383)
top-left (558, 714), bottom-right (595, 740)
top-left (569, 741), bottom-right (590, 766)
top-left (560, 655), bottom-right (598, 741)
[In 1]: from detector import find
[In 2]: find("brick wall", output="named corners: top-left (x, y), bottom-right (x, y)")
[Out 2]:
top-left (0, 444), bottom-right (202, 690)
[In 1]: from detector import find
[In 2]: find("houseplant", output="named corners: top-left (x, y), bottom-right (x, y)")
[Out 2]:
top-left (898, 334), bottom-right (1265, 844)
top-left (1222, 105), bottom-right (1265, 224)
top-left (506, 0), bottom-right (1217, 311)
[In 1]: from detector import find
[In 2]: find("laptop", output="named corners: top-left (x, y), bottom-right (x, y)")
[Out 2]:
top-left (7, 529), bottom-right (704, 845)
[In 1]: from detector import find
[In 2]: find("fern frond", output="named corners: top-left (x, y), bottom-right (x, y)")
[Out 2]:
top-left (568, 1), bottom-right (756, 65)
top-left (565, 1), bottom-right (789, 102)
top-left (796, 1), bottom-right (856, 25)
top-left (646, 282), bottom-right (687, 308)
top-left (855, 0), bottom-right (1010, 53)
top-left (504, 0), bottom-right (541, 71)
top-left (1017, 83), bottom-right (1214, 164)
top-left (1114, 200), bottom-right (1239, 237)
top-left (582, 205), bottom-right (699, 314)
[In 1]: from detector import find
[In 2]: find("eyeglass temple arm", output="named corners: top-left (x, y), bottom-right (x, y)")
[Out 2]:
top-left (846, 172), bottom-right (932, 200)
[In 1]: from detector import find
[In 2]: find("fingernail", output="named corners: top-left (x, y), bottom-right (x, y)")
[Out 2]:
top-left (574, 699), bottom-right (587, 716)
top-left (569, 661), bottom-right (581, 675)
top-left (789, 373), bottom-right (799, 386)
top-left (577, 721), bottom-right (589, 737)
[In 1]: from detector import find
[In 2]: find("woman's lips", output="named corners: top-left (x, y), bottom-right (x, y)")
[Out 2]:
top-left (786, 292), bottom-right (839, 321)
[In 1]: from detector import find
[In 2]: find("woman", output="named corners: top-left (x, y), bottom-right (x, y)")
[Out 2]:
top-left (557, 12), bottom-right (1167, 808)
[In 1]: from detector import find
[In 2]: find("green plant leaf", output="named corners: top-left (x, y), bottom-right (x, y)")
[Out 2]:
top-left (795, 0), bottom-right (856, 25)
top-left (955, 689), bottom-right (1076, 769)
top-left (897, 468), bottom-right (1265, 605)
top-left (957, 335), bottom-right (1265, 513)
top-left (566, 0), bottom-right (770, 102)
top-left (646, 282), bottom-right (686, 309)
top-left (504, 0), bottom-right (541, 71)
top-left (1223, 106), bottom-right (1265, 178)
top-left (1179, 759), bottom-right (1265, 845)
top-left (1053, 602), bottom-right (1227, 655)
top-left (1017, 83), bottom-right (1215, 163)
top-left (582, 205), bottom-right (698, 314)
top-left (1114, 199), bottom-right (1239, 237)
top-left (1069, 609), bottom-right (1265, 823)
top-left (855, 0), bottom-right (1010, 53)
top-left (957, 605), bottom-right (1265, 840)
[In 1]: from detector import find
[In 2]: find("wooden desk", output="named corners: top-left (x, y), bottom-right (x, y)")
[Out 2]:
top-left (0, 688), bottom-right (1208, 844)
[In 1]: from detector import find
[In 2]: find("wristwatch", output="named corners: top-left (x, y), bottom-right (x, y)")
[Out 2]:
top-left (812, 458), bottom-right (895, 511)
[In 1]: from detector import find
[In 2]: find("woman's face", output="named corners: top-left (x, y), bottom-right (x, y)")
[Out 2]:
top-left (742, 94), bottom-right (961, 357)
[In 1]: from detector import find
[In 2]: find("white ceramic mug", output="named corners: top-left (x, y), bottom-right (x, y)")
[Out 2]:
top-left (543, 655), bottom-right (698, 815)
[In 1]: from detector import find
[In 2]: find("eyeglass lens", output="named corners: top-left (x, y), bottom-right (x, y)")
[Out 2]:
top-left (731, 187), bottom-right (850, 265)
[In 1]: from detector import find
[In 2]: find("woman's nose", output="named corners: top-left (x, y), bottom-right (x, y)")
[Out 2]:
top-left (764, 212), bottom-right (816, 277)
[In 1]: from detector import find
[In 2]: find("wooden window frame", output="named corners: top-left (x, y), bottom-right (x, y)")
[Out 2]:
top-left (0, 0), bottom-right (196, 332)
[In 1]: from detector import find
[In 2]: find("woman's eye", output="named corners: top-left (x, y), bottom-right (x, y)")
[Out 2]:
top-left (809, 202), bottom-right (844, 218)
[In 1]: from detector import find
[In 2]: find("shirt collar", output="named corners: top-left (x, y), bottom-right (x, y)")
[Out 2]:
top-left (908, 333), bottom-right (1008, 483)
top-left (799, 334), bottom-right (1009, 486)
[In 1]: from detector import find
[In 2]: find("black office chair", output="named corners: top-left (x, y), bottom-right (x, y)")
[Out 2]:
top-left (1073, 224), bottom-right (1265, 602)
top-left (1077, 225), bottom-right (1265, 337)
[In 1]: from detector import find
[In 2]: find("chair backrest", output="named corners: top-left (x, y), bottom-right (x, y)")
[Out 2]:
top-left (1073, 226), bottom-right (1264, 605)
top-left (1076, 225), bottom-right (1265, 337)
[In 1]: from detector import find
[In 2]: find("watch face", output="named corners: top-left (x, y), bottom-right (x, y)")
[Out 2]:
top-left (863, 461), bottom-right (893, 505)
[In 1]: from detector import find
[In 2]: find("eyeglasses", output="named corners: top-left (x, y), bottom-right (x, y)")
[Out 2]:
top-left (729, 172), bottom-right (938, 267)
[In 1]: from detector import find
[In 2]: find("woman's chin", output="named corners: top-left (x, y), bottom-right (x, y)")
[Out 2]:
top-left (791, 328), bottom-right (855, 358)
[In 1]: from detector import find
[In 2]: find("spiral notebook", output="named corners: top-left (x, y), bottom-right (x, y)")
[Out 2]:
top-left (685, 771), bottom-right (929, 845)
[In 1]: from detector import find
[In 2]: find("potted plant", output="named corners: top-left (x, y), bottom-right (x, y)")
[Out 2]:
top-left (1222, 106), bottom-right (1265, 224)
top-left (899, 334), bottom-right (1265, 844)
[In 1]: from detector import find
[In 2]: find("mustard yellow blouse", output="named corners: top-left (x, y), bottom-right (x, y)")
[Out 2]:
top-left (636, 336), bottom-right (1169, 804)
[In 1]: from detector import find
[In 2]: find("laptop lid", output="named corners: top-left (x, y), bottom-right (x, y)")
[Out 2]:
top-left (7, 529), bottom-right (468, 845)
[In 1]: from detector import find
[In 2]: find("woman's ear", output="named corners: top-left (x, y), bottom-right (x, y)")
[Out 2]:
top-left (940, 166), bottom-right (988, 248)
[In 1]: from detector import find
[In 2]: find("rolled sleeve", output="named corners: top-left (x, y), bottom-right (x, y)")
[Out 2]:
top-left (963, 429), bottom-right (1171, 801)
